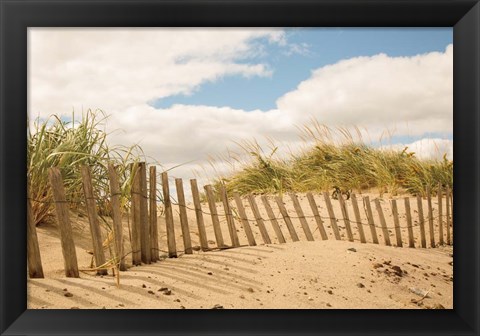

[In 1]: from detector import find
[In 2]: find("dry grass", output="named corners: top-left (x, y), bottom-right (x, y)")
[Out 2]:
top-left (27, 109), bottom-right (145, 226)
top-left (211, 122), bottom-right (453, 197)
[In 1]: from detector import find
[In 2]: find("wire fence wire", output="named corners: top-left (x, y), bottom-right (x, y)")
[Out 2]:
top-left (29, 188), bottom-right (453, 231)
top-left (168, 200), bottom-right (447, 230)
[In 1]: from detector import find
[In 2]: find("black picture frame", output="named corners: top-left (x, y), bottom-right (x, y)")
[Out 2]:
top-left (1, 0), bottom-right (479, 335)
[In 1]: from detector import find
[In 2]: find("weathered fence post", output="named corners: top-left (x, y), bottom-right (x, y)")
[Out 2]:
top-left (446, 187), bottom-right (451, 245)
top-left (437, 184), bottom-right (444, 245)
top-left (204, 185), bottom-right (225, 248)
top-left (27, 198), bottom-right (44, 278)
top-left (139, 162), bottom-right (151, 264)
top-left (275, 196), bottom-right (299, 242)
top-left (323, 192), bottom-right (341, 240)
top-left (233, 194), bottom-right (257, 246)
top-left (175, 178), bottom-right (193, 254)
top-left (149, 166), bottom-right (159, 261)
top-left (449, 187), bottom-right (453, 236)
top-left (130, 163), bottom-right (142, 265)
top-left (449, 187), bottom-right (453, 219)
top-left (49, 167), bottom-right (79, 278)
top-left (261, 195), bottom-right (286, 244)
top-left (404, 197), bottom-right (415, 248)
top-left (220, 185), bottom-right (240, 247)
top-left (416, 195), bottom-right (427, 248)
top-left (306, 193), bottom-right (328, 240)
top-left (374, 198), bottom-right (391, 246)
top-left (290, 193), bottom-right (314, 241)
top-left (161, 172), bottom-right (177, 257)
top-left (108, 163), bottom-right (126, 271)
top-left (363, 196), bottom-right (379, 244)
top-left (190, 179), bottom-right (209, 251)
top-left (337, 194), bottom-right (354, 242)
top-left (247, 194), bottom-right (271, 244)
top-left (426, 187), bottom-right (435, 248)
top-left (391, 199), bottom-right (403, 247)
top-left (350, 194), bottom-right (366, 243)
top-left (80, 165), bottom-right (107, 275)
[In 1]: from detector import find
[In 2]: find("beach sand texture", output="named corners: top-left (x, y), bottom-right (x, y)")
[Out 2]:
top-left (28, 192), bottom-right (453, 309)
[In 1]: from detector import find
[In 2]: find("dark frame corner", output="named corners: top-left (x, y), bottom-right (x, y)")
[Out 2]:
top-left (1, 1), bottom-right (479, 335)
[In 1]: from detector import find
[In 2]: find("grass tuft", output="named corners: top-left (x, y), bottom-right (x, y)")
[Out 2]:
top-left (28, 109), bottom-right (144, 226)
top-left (212, 123), bottom-right (453, 197)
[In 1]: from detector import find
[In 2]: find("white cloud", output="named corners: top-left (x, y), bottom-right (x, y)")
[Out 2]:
top-left (107, 104), bottom-right (295, 167)
top-left (28, 28), bottom-right (285, 118)
top-left (284, 42), bottom-right (312, 56)
top-left (277, 44), bottom-right (453, 138)
top-left (381, 138), bottom-right (453, 161)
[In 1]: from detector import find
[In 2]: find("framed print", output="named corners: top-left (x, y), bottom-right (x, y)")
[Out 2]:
top-left (1, 0), bottom-right (479, 335)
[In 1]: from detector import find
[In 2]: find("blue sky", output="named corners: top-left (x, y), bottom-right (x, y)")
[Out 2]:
top-left (152, 28), bottom-right (452, 112)
top-left (30, 28), bottom-right (453, 182)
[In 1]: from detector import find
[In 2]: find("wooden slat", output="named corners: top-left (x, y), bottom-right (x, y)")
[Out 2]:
top-left (247, 194), bottom-right (271, 244)
top-left (449, 186), bottom-right (453, 211)
top-left (426, 187), bottom-right (435, 248)
top-left (391, 199), bottom-right (403, 247)
top-left (190, 179), bottom-right (209, 251)
top-left (261, 195), bottom-right (286, 244)
top-left (337, 194), bottom-right (354, 242)
top-left (108, 164), bottom-right (126, 270)
top-left (130, 163), bottom-right (142, 265)
top-left (139, 162), bottom-right (151, 264)
top-left (323, 192), bottom-right (341, 240)
top-left (274, 196), bottom-right (299, 242)
top-left (161, 172), bottom-right (177, 257)
top-left (175, 178), bottom-right (193, 254)
top-left (450, 190), bottom-right (453, 239)
top-left (27, 198), bottom-right (44, 278)
top-left (446, 187), bottom-right (451, 245)
top-left (363, 196), bottom-right (379, 244)
top-left (289, 193), bottom-right (314, 241)
top-left (306, 193), bottom-right (328, 240)
top-left (449, 187), bottom-right (454, 235)
top-left (219, 185), bottom-right (240, 247)
top-left (404, 197), bottom-right (415, 248)
top-left (80, 165), bottom-right (107, 275)
top-left (233, 194), bottom-right (257, 246)
top-left (416, 195), bottom-right (427, 248)
top-left (204, 185), bottom-right (225, 248)
top-left (49, 167), bottom-right (79, 278)
top-left (149, 166), bottom-right (159, 262)
top-left (350, 194), bottom-right (366, 243)
top-left (374, 199), bottom-right (391, 246)
top-left (438, 184), bottom-right (444, 245)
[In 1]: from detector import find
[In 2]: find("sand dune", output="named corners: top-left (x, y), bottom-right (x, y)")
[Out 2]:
top-left (27, 192), bottom-right (453, 309)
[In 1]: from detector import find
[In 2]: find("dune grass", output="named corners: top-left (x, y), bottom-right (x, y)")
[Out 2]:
top-left (28, 109), bottom-right (144, 226)
top-left (212, 123), bottom-right (453, 197)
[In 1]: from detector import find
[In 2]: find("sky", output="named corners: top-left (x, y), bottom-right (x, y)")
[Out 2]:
top-left (28, 28), bottom-right (453, 189)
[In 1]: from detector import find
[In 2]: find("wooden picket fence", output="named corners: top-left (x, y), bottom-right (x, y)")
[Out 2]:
top-left (27, 162), bottom-right (454, 279)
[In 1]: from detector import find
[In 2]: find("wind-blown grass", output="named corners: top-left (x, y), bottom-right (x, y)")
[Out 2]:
top-left (212, 123), bottom-right (453, 197)
top-left (28, 109), bottom-right (144, 226)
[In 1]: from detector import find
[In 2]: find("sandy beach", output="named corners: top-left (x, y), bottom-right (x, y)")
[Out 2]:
top-left (27, 192), bottom-right (453, 309)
